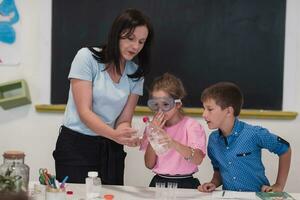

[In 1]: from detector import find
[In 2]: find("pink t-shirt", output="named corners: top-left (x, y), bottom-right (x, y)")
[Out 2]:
top-left (141, 116), bottom-right (206, 175)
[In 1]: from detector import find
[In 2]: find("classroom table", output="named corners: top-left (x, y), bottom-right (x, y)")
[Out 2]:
top-left (64, 184), bottom-right (300, 200)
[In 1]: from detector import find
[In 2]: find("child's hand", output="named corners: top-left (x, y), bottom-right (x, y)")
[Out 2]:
top-left (151, 111), bottom-right (166, 128)
top-left (158, 130), bottom-right (175, 148)
top-left (197, 182), bottom-right (216, 192)
top-left (261, 183), bottom-right (284, 192)
top-left (261, 185), bottom-right (273, 192)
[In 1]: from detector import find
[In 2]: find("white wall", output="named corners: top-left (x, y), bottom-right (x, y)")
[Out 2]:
top-left (0, 0), bottom-right (299, 192)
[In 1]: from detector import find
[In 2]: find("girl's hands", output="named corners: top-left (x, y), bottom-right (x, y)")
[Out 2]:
top-left (151, 111), bottom-right (166, 128)
top-left (158, 129), bottom-right (175, 149)
top-left (151, 111), bottom-right (176, 148)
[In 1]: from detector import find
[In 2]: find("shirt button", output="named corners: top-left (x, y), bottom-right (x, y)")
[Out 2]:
top-left (228, 162), bottom-right (232, 164)
top-left (243, 153), bottom-right (246, 156)
top-left (233, 177), bottom-right (236, 180)
top-left (226, 147), bottom-right (230, 150)
top-left (235, 132), bottom-right (238, 135)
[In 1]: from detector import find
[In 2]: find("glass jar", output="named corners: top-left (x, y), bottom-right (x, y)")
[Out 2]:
top-left (0, 151), bottom-right (30, 192)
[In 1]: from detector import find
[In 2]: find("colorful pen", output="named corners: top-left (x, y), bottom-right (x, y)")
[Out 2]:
top-left (60, 175), bottom-right (69, 188)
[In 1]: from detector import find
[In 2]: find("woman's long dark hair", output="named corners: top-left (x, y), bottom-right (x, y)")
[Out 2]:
top-left (89, 8), bottom-right (154, 80)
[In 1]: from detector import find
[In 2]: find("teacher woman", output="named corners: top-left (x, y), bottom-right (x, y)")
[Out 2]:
top-left (53, 8), bottom-right (154, 185)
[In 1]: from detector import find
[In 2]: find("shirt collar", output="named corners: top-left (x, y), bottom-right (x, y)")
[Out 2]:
top-left (218, 118), bottom-right (244, 138)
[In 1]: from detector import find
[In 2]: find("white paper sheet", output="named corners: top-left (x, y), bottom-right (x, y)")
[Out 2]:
top-left (212, 190), bottom-right (257, 199)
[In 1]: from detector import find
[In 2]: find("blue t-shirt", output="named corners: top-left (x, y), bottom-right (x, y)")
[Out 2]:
top-left (207, 118), bottom-right (290, 192)
top-left (63, 48), bottom-right (144, 136)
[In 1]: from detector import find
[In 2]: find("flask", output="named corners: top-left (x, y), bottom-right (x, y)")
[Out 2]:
top-left (143, 117), bottom-right (169, 155)
top-left (0, 150), bottom-right (30, 193)
top-left (85, 171), bottom-right (101, 200)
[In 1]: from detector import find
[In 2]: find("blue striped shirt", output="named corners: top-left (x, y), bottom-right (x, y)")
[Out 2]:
top-left (207, 119), bottom-right (290, 192)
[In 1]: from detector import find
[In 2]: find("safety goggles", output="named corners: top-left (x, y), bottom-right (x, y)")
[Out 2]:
top-left (147, 97), bottom-right (182, 112)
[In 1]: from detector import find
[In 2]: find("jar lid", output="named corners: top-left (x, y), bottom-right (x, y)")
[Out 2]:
top-left (3, 150), bottom-right (25, 159)
top-left (104, 194), bottom-right (114, 199)
top-left (87, 171), bottom-right (98, 177)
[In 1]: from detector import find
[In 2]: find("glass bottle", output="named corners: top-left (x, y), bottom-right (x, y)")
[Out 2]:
top-left (0, 150), bottom-right (30, 192)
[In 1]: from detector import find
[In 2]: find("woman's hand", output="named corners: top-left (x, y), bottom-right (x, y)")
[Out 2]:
top-left (113, 126), bottom-right (139, 147)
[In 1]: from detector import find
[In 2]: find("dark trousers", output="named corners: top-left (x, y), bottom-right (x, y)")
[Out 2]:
top-left (53, 126), bottom-right (126, 185)
top-left (149, 174), bottom-right (200, 189)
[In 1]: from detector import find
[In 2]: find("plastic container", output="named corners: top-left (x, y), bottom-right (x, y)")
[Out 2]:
top-left (131, 119), bottom-right (147, 139)
top-left (143, 117), bottom-right (169, 155)
top-left (85, 171), bottom-right (101, 200)
top-left (0, 150), bottom-right (30, 192)
top-left (46, 187), bottom-right (66, 200)
top-left (30, 183), bottom-right (46, 200)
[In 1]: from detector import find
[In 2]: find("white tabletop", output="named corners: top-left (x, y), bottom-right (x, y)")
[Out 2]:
top-left (66, 184), bottom-right (300, 200)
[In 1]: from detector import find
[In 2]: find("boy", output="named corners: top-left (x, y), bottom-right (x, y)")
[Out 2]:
top-left (198, 82), bottom-right (291, 192)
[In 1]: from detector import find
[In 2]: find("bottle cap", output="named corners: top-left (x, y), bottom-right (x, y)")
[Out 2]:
top-left (66, 190), bottom-right (73, 195)
top-left (142, 116), bottom-right (149, 123)
top-left (104, 194), bottom-right (114, 199)
top-left (87, 171), bottom-right (98, 177)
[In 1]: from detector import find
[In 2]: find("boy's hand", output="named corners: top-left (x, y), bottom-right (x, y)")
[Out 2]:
top-left (197, 182), bottom-right (216, 192)
top-left (261, 183), bottom-right (284, 192)
top-left (261, 185), bottom-right (273, 192)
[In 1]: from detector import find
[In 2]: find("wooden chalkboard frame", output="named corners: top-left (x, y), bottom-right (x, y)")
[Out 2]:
top-left (35, 104), bottom-right (298, 120)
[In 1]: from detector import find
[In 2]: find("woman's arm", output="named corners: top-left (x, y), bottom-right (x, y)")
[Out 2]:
top-left (115, 93), bottom-right (139, 128)
top-left (71, 79), bottom-right (133, 145)
top-left (115, 93), bottom-right (141, 146)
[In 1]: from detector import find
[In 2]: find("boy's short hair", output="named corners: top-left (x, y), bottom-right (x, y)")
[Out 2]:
top-left (201, 82), bottom-right (243, 116)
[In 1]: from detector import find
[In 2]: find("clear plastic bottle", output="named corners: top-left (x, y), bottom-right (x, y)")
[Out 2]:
top-left (143, 117), bottom-right (169, 155)
top-left (85, 171), bottom-right (101, 200)
top-left (0, 150), bottom-right (30, 192)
